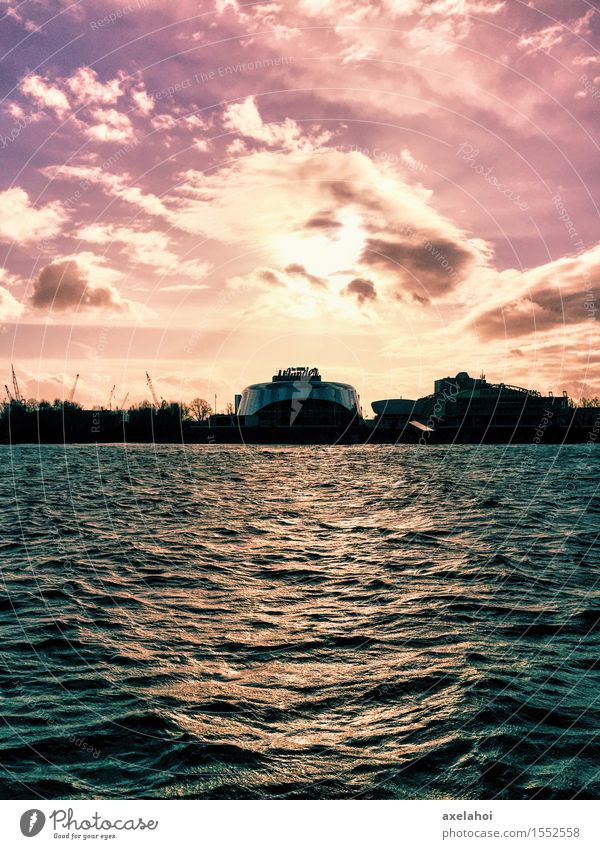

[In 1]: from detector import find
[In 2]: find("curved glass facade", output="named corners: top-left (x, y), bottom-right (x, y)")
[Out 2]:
top-left (238, 379), bottom-right (362, 426)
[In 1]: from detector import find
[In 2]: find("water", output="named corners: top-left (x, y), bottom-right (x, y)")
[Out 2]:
top-left (0, 444), bottom-right (598, 800)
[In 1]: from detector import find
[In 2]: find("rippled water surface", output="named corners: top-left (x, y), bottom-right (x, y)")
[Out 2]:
top-left (1, 444), bottom-right (599, 799)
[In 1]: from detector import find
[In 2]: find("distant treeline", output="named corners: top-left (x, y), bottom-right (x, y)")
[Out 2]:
top-left (0, 399), bottom-right (230, 443)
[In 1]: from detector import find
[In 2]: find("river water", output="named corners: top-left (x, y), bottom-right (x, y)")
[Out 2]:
top-left (0, 444), bottom-right (598, 799)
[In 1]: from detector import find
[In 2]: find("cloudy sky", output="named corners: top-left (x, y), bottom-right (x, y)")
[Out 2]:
top-left (0, 0), bottom-right (598, 409)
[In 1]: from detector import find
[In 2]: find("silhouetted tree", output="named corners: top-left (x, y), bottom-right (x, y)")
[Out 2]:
top-left (190, 397), bottom-right (212, 421)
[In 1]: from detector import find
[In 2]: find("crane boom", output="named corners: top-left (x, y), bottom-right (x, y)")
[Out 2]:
top-left (107, 384), bottom-right (116, 410)
top-left (11, 364), bottom-right (22, 403)
top-left (4, 384), bottom-right (13, 402)
top-left (145, 371), bottom-right (160, 408)
top-left (68, 373), bottom-right (79, 403)
top-left (120, 392), bottom-right (129, 410)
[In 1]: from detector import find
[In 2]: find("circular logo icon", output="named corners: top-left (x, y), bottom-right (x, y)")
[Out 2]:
top-left (20, 810), bottom-right (45, 837)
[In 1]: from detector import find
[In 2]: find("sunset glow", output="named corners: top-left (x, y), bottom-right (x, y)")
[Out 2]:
top-left (0, 0), bottom-right (598, 409)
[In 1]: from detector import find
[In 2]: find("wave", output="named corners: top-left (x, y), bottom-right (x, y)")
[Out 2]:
top-left (0, 443), bottom-right (597, 799)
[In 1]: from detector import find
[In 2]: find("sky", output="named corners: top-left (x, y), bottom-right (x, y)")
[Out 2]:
top-left (0, 0), bottom-right (598, 411)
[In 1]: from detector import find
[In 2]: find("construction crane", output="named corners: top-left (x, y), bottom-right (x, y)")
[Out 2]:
top-left (4, 384), bottom-right (13, 403)
top-left (68, 373), bottom-right (79, 403)
top-left (145, 371), bottom-right (160, 408)
top-left (107, 384), bottom-right (116, 410)
top-left (119, 392), bottom-right (129, 410)
top-left (11, 364), bottom-right (23, 403)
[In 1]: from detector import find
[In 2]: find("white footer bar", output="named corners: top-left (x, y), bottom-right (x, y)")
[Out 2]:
top-left (1, 799), bottom-right (598, 849)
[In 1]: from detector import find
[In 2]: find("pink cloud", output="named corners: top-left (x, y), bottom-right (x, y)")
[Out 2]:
top-left (20, 74), bottom-right (70, 119)
top-left (66, 67), bottom-right (124, 106)
top-left (85, 108), bottom-right (135, 143)
top-left (223, 96), bottom-right (315, 150)
top-left (0, 286), bottom-right (24, 322)
top-left (0, 188), bottom-right (67, 243)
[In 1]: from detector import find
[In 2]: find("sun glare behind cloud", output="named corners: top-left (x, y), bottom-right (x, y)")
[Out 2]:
top-left (275, 212), bottom-right (366, 277)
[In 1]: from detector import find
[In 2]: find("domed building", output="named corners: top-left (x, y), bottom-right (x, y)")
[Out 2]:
top-left (237, 367), bottom-right (362, 427)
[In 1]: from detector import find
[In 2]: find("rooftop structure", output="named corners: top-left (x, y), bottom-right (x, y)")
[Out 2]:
top-left (272, 367), bottom-right (322, 383)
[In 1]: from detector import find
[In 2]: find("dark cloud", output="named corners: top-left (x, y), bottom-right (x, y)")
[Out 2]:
top-left (471, 286), bottom-right (594, 339)
top-left (284, 263), bottom-right (326, 286)
top-left (361, 236), bottom-right (475, 298)
top-left (394, 290), bottom-right (428, 305)
top-left (345, 277), bottom-right (377, 305)
top-left (324, 180), bottom-right (382, 210)
top-left (257, 268), bottom-right (281, 286)
top-left (31, 260), bottom-right (125, 312)
top-left (324, 181), bottom-right (355, 203)
top-left (304, 211), bottom-right (341, 232)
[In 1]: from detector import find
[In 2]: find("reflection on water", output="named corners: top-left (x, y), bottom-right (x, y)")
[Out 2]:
top-left (0, 444), bottom-right (598, 799)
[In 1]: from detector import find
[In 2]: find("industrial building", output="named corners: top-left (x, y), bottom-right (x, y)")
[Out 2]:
top-left (371, 371), bottom-right (573, 440)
